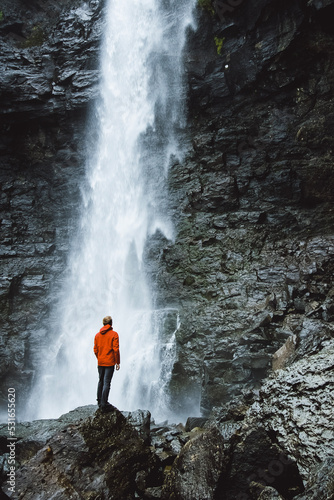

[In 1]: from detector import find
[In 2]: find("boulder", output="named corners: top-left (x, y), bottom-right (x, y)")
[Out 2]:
top-left (161, 427), bottom-right (225, 500)
top-left (1, 405), bottom-right (161, 500)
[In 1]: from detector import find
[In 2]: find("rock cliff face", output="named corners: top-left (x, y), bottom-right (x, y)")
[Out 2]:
top-left (0, 0), bottom-right (105, 416)
top-left (145, 0), bottom-right (334, 416)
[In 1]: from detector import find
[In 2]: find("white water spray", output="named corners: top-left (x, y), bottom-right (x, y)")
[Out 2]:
top-left (26, 0), bottom-right (195, 422)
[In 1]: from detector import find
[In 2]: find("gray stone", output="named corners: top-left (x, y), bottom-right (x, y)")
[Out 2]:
top-left (161, 427), bottom-right (225, 500)
top-left (294, 458), bottom-right (334, 500)
top-left (1, 405), bottom-right (161, 499)
top-left (245, 340), bottom-right (334, 480)
top-left (257, 486), bottom-right (285, 500)
top-left (185, 416), bottom-right (208, 431)
top-left (121, 409), bottom-right (151, 444)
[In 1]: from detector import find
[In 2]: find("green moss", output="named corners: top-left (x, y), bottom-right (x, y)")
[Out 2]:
top-left (197, 0), bottom-right (215, 16)
top-left (21, 25), bottom-right (44, 48)
top-left (0, 11), bottom-right (3, 21)
top-left (214, 36), bottom-right (225, 55)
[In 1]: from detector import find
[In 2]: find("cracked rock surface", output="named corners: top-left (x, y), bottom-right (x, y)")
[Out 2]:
top-left (245, 339), bottom-right (334, 480)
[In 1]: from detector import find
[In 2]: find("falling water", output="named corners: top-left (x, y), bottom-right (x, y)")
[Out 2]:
top-left (26, 0), bottom-right (195, 422)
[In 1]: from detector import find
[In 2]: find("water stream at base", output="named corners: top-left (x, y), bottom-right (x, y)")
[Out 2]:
top-left (25, 0), bottom-right (196, 423)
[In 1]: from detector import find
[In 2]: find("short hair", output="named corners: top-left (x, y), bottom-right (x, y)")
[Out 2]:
top-left (103, 316), bottom-right (112, 326)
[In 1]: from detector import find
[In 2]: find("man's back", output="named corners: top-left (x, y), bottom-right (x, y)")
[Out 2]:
top-left (94, 325), bottom-right (120, 366)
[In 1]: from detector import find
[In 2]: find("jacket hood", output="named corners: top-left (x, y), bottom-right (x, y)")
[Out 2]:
top-left (100, 325), bottom-right (112, 335)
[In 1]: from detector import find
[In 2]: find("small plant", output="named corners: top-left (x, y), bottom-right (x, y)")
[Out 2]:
top-left (21, 25), bottom-right (45, 48)
top-left (0, 11), bottom-right (4, 21)
top-left (214, 36), bottom-right (225, 55)
top-left (197, 0), bottom-right (215, 16)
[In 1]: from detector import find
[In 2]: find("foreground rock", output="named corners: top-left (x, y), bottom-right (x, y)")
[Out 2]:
top-left (0, 333), bottom-right (333, 499)
top-left (0, 405), bottom-right (306, 499)
top-left (0, 406), bottom-right (160, 499)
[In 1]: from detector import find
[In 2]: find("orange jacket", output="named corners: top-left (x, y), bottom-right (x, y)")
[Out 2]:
top-left (94, 325), bottom-right (120, 367)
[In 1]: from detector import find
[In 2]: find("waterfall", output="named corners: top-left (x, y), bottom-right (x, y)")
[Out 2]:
top-left (25, 0), bottom-right (195, 423)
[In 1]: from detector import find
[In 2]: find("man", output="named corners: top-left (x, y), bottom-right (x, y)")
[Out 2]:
top-left (94, 315), bottom-right (120, 413)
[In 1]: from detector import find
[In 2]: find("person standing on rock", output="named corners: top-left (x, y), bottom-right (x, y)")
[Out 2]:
top-left (94, 315), bottom-right (120, 413)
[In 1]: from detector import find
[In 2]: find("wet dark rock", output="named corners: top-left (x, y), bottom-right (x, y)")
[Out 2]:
top-left (0, 405), bottom-right (97, 475)
top-left (150, 421), bottom-right (190, 470)
top-left (161, 426), bottom-right (225, 500)
top-left (121, 409), bottom-right (151, 444)
top-left (184, 416), bottom-right (207, 431)
top-left (219, 427), bottom-right (304, 500)
top-left (0, 405), bottom-right (162, 499)
top-left (204, 399), bottom-right (248, 441)
top-left (81, 409), bottom-right (161, 500)
top-left (0, 0), bottom-right (104, 118)
top-left (245, 339), bottom-right (334, 480)
top-left (145, 0), bottom-right (334, 416)
top-left (293, 318), bottom-right (334, 360)
top-left (250, 485), bottom-right (285, 500)
top-left (294, 458), bottom-right (334, 500)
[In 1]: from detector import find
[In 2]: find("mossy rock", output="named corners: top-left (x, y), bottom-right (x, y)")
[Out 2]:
top-left (197, 0), bottom-right (215, 16)
top-left (21, 25), bottom-right (45, 48)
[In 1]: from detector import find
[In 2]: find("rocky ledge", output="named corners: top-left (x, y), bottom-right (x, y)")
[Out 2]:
top-left (0, 338), bottom-right (333, 500)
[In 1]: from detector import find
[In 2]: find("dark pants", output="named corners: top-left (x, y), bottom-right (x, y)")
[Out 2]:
top-left (97, 365), bottom-right (115, 407)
